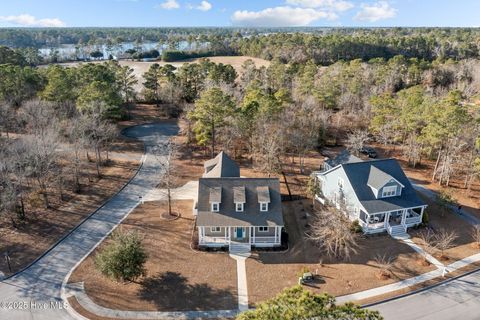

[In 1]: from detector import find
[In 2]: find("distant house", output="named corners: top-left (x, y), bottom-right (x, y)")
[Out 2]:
top-left (313, 150), bottom-right (426, 237)
top-left (195, 152), bottom-right (284, 251)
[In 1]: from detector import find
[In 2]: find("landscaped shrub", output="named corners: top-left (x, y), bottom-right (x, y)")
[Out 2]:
top-left (421, 209), bottom-right (429, 226)
top-left (350, 220), bottom-right (363, 233)
top-left (95, 230), bottom-right (148, 282)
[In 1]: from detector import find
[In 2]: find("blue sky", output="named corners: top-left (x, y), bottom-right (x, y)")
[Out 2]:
top-left (0, 0), bottom-right (479, 28)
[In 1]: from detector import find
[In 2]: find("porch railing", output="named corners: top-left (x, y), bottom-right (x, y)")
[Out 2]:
top-left (253, 236), bottom-right (278, 244)
top-left (404, 215), bottom-right (422, 226)
top-left (199, 236), bottom-right (228, 244)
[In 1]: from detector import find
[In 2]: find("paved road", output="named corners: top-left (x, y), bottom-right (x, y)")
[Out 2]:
top-left (371, 269), bottom-right (480, 320)
top-left (411, 181), bottom-right (480, 225)
top-left (0, 123), bottom-right (178, 320)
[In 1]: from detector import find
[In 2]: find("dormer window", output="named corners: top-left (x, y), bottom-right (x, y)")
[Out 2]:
top-left (382, 186), bottom-right (397, 197)
top-left (236, 202), bottom-right (244, 212)
top-left (260, 202), bottom-right (268, 212)
top-left (233, 186), bottom-right (246, 212)
top-left (211, 202), bottom-right (220, 212)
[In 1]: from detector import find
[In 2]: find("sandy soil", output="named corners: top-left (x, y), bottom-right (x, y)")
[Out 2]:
top-left (69, 200), bottom-right (238, 312)
top-left (246, 200), bottom-right (435, 306)
top-left (55, 56), bottom-right (270, 93)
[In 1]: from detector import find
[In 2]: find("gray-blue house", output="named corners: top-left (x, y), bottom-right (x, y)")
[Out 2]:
top-left (313, 150), bottom-right (427, 237)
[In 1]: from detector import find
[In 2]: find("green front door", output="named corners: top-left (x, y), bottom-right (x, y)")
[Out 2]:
top-left (236, 227), bottom-right (243, 238)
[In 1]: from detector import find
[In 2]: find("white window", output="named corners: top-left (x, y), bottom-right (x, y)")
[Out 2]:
top-left (258, 226), bottom-right (269, 232)
top-left (236, 202), bottom-right (244, 212)
top-left (210, 227), bottom-right (221, 232)
top-left (338, 177), bottom-right (344, 188)
top-left (382, 186), bottom-right (397, 197)
top-left (260, 202), bottom-right (268, 212)
top-left (211, 202), bottom-right (220, 212)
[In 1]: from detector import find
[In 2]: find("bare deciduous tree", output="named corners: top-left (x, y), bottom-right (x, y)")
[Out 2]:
top-left (373, 253), bottom-right (395, 280)
top-left (435, 229), bottom-right (458, 259)
top-left (418, 230), bottom-right (437, 264)
top-left (345, 129), bottom-right (369, 156)
top-left (152, 138), bottom-right (178, 217)
top-left (306, 206), bottom-right (359, 261)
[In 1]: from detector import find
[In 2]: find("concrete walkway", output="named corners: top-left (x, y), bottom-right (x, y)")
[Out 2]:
top-left (144, 181), bottom-right (198, 202)
top-left (0, 123), bottom-right (179, 320)
top-left (402, 238), bottom-right (445, 270)
top-left (230, 253), bottom-right (251, 312)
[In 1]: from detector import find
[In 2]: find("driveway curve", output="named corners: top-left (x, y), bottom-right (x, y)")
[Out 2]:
top-left (0, 122), bottom-right (178, 320)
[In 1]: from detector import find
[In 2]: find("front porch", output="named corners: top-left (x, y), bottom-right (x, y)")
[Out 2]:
top-left (359, 206), bottom-right (425, 236)
top-left (198, 225), bottom-right (282, 249)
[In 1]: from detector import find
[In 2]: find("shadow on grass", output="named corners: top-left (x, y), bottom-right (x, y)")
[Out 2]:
top-left (138, 271), bottom-right (237, 311)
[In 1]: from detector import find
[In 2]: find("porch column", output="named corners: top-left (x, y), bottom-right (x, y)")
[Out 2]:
top-left (274, 226), bottom-right (277, 243)
top-left (225, 227), bottom-right (228, 243)
top-left (227, 227), bottom-right (230, 244)
top-left (199, 227), bottom-right (204, 243)
top-left (249, 227), bottom-right (252, 244)
top-left (401, 209), bottom-right (407, 225)
top-left (384, 212), bottom-right (389, 228)
top-left (419, 206), bottom-right (425, 223)
top-left (252, 227), bottom-right (255, 244)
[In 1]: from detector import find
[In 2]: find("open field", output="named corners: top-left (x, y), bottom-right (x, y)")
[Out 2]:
top-left (69, 200), bottom-right (238, 312)
top-left (54, 56), bottom-right (270, 92)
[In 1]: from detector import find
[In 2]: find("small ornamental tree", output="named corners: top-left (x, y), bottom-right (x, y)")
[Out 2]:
top-left (95, 230), bottom-right (148, 282)
top-left (237, 285), bottom-right (382, 320)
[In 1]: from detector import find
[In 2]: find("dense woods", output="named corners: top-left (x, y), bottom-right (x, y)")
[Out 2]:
top-left (1, 27), bottom-right (480, 228)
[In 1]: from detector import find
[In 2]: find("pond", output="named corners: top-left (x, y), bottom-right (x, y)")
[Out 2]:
top-left (38, 40), bottom-right (208, 61)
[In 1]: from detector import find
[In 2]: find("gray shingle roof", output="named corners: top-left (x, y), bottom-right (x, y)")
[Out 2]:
top-left (203, 151), bottom-right (240, 178)
top-left (196, 178), bottom-right (284, 227)
top-left (341, 159), bottom-right (425, 214)
top-left (325, 149), bottom-right (362, 168)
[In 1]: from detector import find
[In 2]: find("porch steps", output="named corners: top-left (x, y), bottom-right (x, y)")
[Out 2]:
top-left (388, 224), bottom-right (410, 240)
top-left (229, 241), bottom-right (251, 254)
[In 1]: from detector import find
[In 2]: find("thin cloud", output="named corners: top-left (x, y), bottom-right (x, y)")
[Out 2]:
top-left (286, 0), bottom-right (354, 12)
top-left (159, 0), bottom-right (180, 10)
top-left (0, 14), bottom-right (66, 27)
top-left (232, 6), bottom-right (337, 27)
top-left (189, 1), bottom-right (212, 11)
top-left (354, 1), bottom-right (397, 22)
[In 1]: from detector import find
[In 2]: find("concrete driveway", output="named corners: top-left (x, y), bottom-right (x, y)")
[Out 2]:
top-left (371, 269), bottom-right (480, 320)
top-left (0, 123), bottom-right (178, 320)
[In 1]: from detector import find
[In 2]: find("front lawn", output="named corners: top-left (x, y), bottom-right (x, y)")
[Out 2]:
top-left (69, 200), bottom-right (238, 312)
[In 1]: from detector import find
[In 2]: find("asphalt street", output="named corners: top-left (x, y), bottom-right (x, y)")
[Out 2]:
top-left (371, 269), bottom-right (480, 320)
